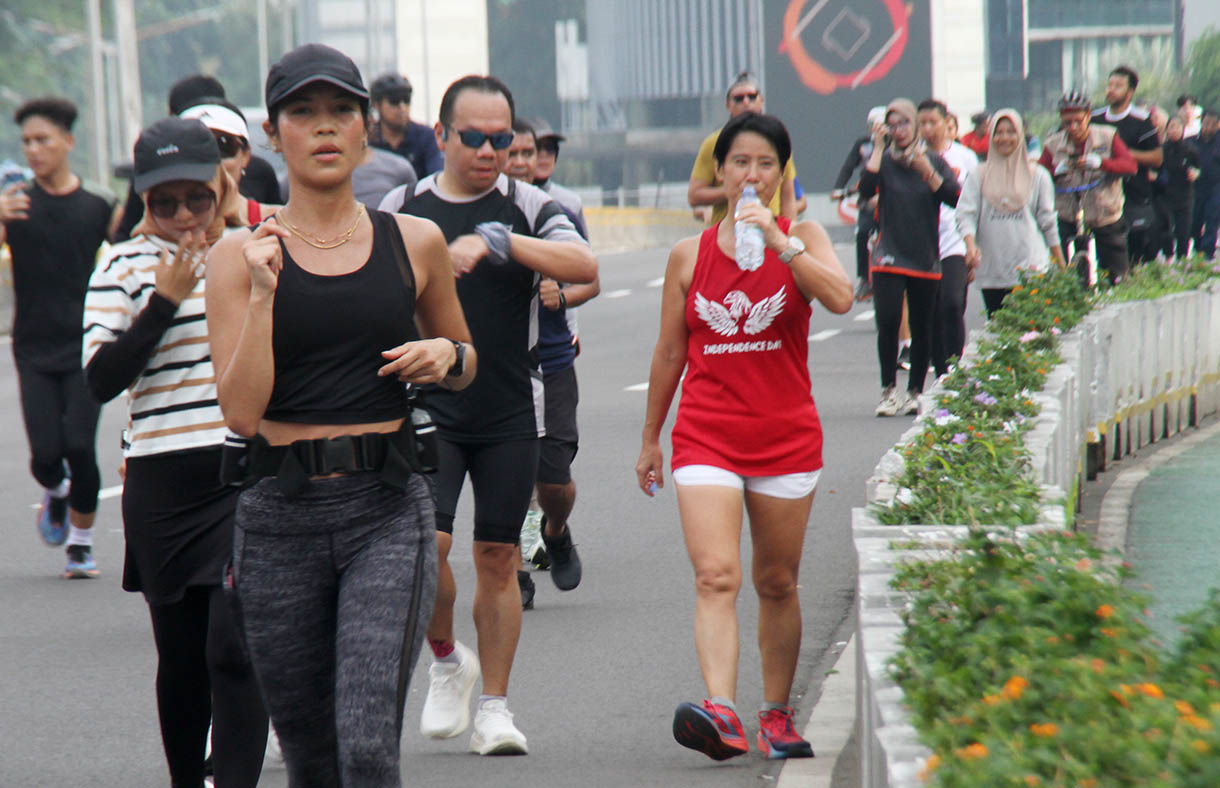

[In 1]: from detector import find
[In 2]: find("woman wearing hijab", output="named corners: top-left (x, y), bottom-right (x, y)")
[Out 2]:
top-left (955, 109), bottom-right (1064, 317)
top-left (858, 98), bottom-right (960, 417)
top-left (82, 116), bottom-right (268, 787)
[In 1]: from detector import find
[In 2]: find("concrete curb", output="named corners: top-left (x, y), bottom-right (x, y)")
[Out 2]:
top-left (779, 634), bottom-right (857, 787)
top-left (1095, 416), bottom-right (1220, 557)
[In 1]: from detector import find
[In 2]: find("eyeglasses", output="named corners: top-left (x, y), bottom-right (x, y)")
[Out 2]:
top-left (380, 95), bottom-right (411, 106)
top-left (147, 190), bottom-right (216, 220)
top-left (212, 132), bottom-right (248, 159)
top-left (730, 91), bottom-right (760, 104)
top-left (447, 126), bottom-right (514, 150)
top-left (887, 118), bottom-right (912, 130)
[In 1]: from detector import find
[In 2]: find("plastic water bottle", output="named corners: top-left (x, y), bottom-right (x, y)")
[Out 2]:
top-left (734, 185), bottom-right (765, 271)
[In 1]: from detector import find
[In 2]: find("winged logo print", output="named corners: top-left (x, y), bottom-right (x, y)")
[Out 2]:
top-left (694, 287), bottom-right (787, 337)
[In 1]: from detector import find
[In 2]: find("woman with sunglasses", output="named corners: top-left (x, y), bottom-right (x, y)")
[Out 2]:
top-left (180, 99), bottom-right (281, 224)
top-left (82, 116), bottom-right (268, 787)
top-left (206, 44), bottom-right (476, 786)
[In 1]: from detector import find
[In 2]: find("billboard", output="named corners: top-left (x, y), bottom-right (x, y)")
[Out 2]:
top-left (765, 0), bottom-right (932, 192)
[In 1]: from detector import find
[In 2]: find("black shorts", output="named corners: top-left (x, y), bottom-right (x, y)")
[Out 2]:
top-left (431, 437), bottom-right (539, 544)
top-left (538, 365), bottom-right (579, 485)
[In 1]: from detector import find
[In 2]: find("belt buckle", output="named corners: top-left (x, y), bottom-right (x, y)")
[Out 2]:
top-left (319, 435), bottom-right (359, 475)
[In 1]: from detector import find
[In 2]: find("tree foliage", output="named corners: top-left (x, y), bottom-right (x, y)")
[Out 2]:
top-left (1187, 27), bottom-right (1220, 111)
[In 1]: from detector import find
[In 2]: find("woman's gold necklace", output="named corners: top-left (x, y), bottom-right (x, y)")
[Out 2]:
top-left (279, 202), bottom-right (365, 249)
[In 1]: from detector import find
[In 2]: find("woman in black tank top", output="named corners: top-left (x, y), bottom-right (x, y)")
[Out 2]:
top-left (205, 44), bottom-right (476, 788)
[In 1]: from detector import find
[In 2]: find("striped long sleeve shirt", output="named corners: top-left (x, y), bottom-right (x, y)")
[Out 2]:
top-left (82, 235), bottom-right (227, 457)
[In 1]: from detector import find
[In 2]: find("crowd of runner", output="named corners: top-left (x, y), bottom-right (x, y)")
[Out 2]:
top-left (2, 44), bottom-right (1218, 785)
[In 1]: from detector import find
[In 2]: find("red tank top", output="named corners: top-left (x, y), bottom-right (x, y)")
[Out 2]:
top-left (670, 219), bottom-right (823, 475)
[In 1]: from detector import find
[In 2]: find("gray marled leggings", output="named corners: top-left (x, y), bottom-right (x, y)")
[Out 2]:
top-left (231, 472), bottom-right (437, 788)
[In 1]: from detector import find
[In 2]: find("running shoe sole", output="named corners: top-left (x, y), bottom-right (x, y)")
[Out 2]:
top-left (672, 703), bottom-right (748, 761)
top-left (63, 563), bottom-right (99, 579)
top-left (469, 732), bottom-right (529, 755)
top-left (757, 731), bottom-right (814, 759)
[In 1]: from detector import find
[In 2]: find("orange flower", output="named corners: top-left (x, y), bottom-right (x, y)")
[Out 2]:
top-left (1024, 777), bottom-right (1041, 787)
top-left (917, 753), bottom-right (941, 782)
top-left (955, 742), bottom-right (988, 760)
top-left (1200, 664), bottom-right (1213, 674)
top-left (1046, 635), bottom-right (1060, 645)
top-left (1110, 689), bottom-right (1130, 707)
top-left (1193, 739), bottom-right (1210, 754)
top-left (1099, 627), bottom-right (1118, 637)
top-left (1090, 658), bottom-right (1106, 674)
top-left (1081, 779), bottom-right (1099, 788)
top-left (1096, 603), bottom-right (1115, 619)
top-left (1183, 714), bottom-right (1213, 731)
top-left (1206, 678), bottom-right (1219, 689)
top-left (1076, 558), bottom-right (1093, 571)
top-left (1053, 317), bottom-right (1060, 324)
top-left (1176, 700), bottom-right (1196, 716)
top-left (1029, 722), bottom-right (1059, 737)
top-left (1030, 289), bottom-right (1039, 295)
top-left (982, 693), bottom-right (1002, 706)
top-left (1120, 684), bottom-right (1135, 696)
top-left (1001, 676), bottom-right (1029, 700)
top-left (1136, 683), bottom-right (1164, 699)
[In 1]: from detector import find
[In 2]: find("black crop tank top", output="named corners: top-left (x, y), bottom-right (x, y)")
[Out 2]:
top-left (264, 210), bottom-right (418, 424)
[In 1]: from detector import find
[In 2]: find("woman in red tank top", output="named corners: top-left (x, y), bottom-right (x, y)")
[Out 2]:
top-left (636, 113), bottom-right (852, 761)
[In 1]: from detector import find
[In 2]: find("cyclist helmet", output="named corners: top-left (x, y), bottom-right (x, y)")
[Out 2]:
top-left (1058, 89), bottom-right (1091, 113)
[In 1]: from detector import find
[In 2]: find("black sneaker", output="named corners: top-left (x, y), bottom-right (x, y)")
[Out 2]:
top-left (541, 518), bottom-right (582, 591)
top-left (517, 570), bottom-right (535, 610)
top-left (898, 345), bottom-right (911, 371)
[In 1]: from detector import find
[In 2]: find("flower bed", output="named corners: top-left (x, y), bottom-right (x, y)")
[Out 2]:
top-left (892, 531), bottom-right (1220, 787)
top-left (853, 258), bottom-right (1220, 786)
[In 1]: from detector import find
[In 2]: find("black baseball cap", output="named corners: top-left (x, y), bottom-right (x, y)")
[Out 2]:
top-left (265, 43), bottom-right (369, 111)
top-left (133, 117), bottom-right (221, 194)
top-left (370, 73), bottom-right (413, 103)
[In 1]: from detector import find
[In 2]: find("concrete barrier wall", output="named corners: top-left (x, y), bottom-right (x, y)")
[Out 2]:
top-left (852, 283), bottom-right (1220, 788)
top-left (584, 206), bottom-right (704, 255)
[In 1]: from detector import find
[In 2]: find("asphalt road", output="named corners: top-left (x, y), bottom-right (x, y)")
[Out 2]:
top-left (0, 241), bottom-right (983, 787)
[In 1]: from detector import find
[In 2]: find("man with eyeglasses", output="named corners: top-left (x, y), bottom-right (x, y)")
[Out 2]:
top-left (688, 72), bottom-right (798, 225)
top-left (369, 72), bottom-right (444, 177)
top-left (379, 75), bottom-right (597, 756)
top-left (0, 96), bottom-right (116, 576)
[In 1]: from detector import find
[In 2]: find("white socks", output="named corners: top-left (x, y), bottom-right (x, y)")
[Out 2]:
top-left (65, 525), bottom-right (92, 548)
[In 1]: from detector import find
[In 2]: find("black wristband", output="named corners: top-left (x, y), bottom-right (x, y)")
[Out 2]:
top-left (558, 290), bottom-right (568, 310)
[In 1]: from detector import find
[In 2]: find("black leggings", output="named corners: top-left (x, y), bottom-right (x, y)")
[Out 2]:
top-left (14, 363), bottom-right (101, 513)
top-left (855, 208), bottom-right (876, 280)
top-left (147, 585), bottom-right (268, 788)
top-left (931, 255), bottom-right (968, 376)
top-left (873, 272), bottom-right (939, 392)
top-left (982, 288), bottom-right (1012, 318)
top-left (1164, 202), bottom-right (1193, 258)
top-left (432, 437), bottom-right (540, 544)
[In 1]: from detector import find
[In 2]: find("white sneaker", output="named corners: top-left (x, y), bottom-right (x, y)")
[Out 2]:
top-left (875, 385), bottom-right (902, 417)
top-left (900, 390), bottom-right (920, 415)
top-left (469, 698), bottom-right (528, 755)
top-left (519, 509), bottom-right (549, 569)
top-left (420, 641), bottom-right (481, 738)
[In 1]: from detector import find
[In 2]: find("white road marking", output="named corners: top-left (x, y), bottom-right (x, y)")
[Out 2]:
top-left (624, 382), bottom-right (649, 392)
top-left (854, 310), bottom-right (875, 322)
top-left (29, 483), bottom-right (124, 510)
top-left (809, 329), bottom-right (842, 342)
top-left (604, 289), bottom-right (632, 299)
top-left (646, 277), bottom-right (665, 288)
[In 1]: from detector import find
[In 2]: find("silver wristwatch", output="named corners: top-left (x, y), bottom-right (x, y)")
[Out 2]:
top-left (778, 235), bottom-right (806, 264)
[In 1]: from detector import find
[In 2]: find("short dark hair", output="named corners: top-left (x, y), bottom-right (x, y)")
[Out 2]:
top-left (512, 118), bottom-right (535, 139)
top-left (916, 98), bottom-right (948, 117)
top-left (1110, 65), bottom-right (1138, 91)
top-left (712, 112), bottom-right (791, 170)
top-left (1177, 94), bottom-right (1197, 108)
top-left (724, 71), bottom-right (759, 103)
top-left (15, 97), bottom-right (77, 132)
top-left (169, 74), bottom-right (227, 115)
top-left (438, 75), bottom-right (514, 129)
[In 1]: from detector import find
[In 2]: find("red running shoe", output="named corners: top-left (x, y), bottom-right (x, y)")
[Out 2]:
top-left (672, 700), bottom-right (749, 760)
top-left (757, 706), bottom-right (814, 759)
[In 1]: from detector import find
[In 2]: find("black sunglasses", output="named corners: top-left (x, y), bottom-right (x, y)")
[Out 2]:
top-left (447, 126), bottom-right (514, 150)
top-left (212, 132), bottom-right (248, 158)
top-left (148, 190), bottom-right (216, 220)
top-left (730, 91), bottom-right (760, 103)
top-left (380, 95), bottom-right (411, 106)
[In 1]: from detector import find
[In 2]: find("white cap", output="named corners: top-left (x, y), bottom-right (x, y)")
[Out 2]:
top-left (179, 103), bottom-right (249, 141)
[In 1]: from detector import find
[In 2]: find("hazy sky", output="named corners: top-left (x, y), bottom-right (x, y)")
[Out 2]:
top-left (1185, 0), bottom-right (1220, 44)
